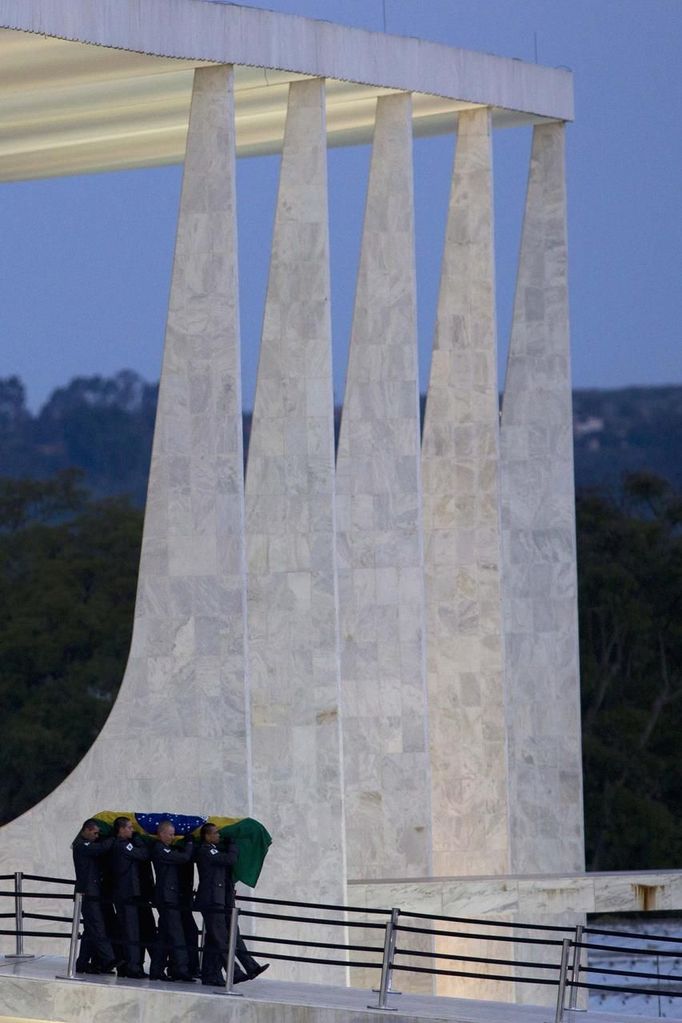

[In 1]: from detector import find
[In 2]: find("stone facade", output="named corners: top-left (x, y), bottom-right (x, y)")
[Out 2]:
top-left (0, 9), bottom-right (588, 1009)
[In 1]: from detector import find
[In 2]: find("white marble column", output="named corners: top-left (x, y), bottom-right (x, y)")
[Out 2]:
top-left (245, 79), bottom-right (346, 976)
top-left (422, 108), bottom-right (509, 879)
top-left (0, 65), bottom-right (251, 878)
top-left (500, 122), bottom-right (584, 876)
top-left (336, 93), bottom-right (432, 882)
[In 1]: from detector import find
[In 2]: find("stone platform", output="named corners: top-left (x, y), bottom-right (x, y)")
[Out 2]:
top-left (0, 956), bottom-right (677, 1023)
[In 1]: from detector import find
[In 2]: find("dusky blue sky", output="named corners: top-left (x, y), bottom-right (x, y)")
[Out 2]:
top-left (1, 0), bottom-right (680, 413)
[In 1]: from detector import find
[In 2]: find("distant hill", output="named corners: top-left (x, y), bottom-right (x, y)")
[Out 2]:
top-left (1, 372), bottom-right (680, 502)
top-left (572, 386), bottom-right (682, 492)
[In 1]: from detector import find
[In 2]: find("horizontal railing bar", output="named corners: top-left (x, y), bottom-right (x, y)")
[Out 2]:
top-left (396, 923), bottom-right (564, 947)
top-left (22, 874), bottom-right (75, 885)
top-left (236, 894), bottom-right (390, 915)
top-left (0, 929), bottom-right (74, 939)
top-left (586, 925), bottom-right (682, 945)
top-left (588, 963), bottom-right (682, 982)
top-left (248, 950), bottom-right (382, 969)
top-left (392, 962), bottom-right (559, 986)
top-left (0, 891), bottom-right (72, 900)
top-left (243, 934), bottom-right (383, 953)
top-left (578, 940), bottom-right (682, 959)
top-left (238, 909), bottom-right (384, 929)
top-left (395, 945), bottom-right (561, 971)
top-left (571, 978), bottom-right (682, 997)
top-left (401, 909), bottom-right (573, 933)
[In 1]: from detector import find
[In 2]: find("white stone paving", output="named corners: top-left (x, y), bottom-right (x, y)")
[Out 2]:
top-left (1, 957), bottom-right (677, 1023)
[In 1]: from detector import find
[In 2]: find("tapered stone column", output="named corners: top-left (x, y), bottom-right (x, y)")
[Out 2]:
top-left (112, 63), bottom-right (252, 812)
top-left (337, 93), bottom-right (432, 884)
top-left (0, 64), bottom-right (251, 877)
top-left (245, 79), bottom-right (346, 979)
top-left (423, 108), bottom-right (509, 881)
top-left (500, 122), bottom-right (584, 876)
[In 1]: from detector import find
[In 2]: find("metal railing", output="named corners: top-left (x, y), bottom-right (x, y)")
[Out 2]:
top-left (1, 871), bottom-right (681, 1017)
top-left (0, 872), bottom-right (75, 955)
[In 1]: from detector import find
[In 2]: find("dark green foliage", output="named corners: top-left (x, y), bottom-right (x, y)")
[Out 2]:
top-left (579, 472), bottom-right (682, 869)
top-left (0, 471), bottom-right (142, 825)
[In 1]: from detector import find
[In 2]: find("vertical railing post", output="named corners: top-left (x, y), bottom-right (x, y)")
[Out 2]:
top-left (55, 892), bottom-right (83, 981)
top-left (5, 871), bottom-right (34, 960)
top-left (554, 937), bottom-right (571, 1023)
top-left (198, 917), bottom-right (204, 972)
top-left (656, 952), bottom-right (662, 1019)
top-left (220, 905), bottom-right (243, 997)
top-left (368, 907), bottom-right (400, 1011)
top-left (568, 924), bottom-right (585, 1012)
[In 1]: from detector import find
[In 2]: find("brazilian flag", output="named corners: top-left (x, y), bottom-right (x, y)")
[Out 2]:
top-left (91, 811), bottom-right (271, 887)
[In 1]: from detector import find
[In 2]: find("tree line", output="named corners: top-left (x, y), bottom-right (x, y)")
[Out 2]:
top-left (0, 467), bottom-right (680, 869)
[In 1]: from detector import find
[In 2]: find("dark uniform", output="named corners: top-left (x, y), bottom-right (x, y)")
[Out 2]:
top-left (194, 839), bottom-right (247, 985)
top-left (138, 858), bottom-right (158, 967)
top-left (178, 859), bottom-right (200, 977)
top-left (150, 838), bottom-right (194, 981)
top-left (72, 834), bottom-right (116, 973)
top-left (109, 834), bottom-right (151, 977)
top-left (194, 838), bottom-right (262, 985)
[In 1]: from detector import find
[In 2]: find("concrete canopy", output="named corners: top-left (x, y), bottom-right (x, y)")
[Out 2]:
top-left (0, 0), bottom-right (573, 182)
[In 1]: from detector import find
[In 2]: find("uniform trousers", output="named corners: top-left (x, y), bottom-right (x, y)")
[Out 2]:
top-left (114, 900), bottom-right (144, 973)
top-left (199, 906), bottom-right (228, 984)
top-left (76, 897), bottom-right (115, 971)
top-left (182, 909), bottom-right (200, 976)
top-left (150, 905), bottom-right (189, 979)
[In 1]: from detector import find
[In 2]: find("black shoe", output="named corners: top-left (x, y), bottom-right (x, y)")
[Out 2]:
top-left (232, 969), bottom-right (249, 985)
top-left (201, 978), bottom-right (223, 987)
top-left (173, 974), bottom-right (196, 983)
top-left (126, 969), bottom-right (148, 979)
top-left (247, 963), bottom-right (269, 980)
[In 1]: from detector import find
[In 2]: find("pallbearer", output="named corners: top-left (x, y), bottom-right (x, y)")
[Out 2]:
top-left (71, 818), bottom-right (117, 975)
top-left (149, 820), bottom-right (195, 982)
top-left (194, 822), bottom-right (268, 986)
top-left (109, 816), bottom-right (152, 978)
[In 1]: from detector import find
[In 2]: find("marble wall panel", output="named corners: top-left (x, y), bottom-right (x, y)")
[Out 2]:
top-left (422, 108), bottom-right (509, 879)
top-left (500, 123), bottom-right (584, 875)
top-left (349, 871), bottom-right (682, 1006)
top-left (337, 93), bottom-right (432, 883)
top-left (245, 78), bottom-right (346, 982)
top-left (0, 64), bottom-right (251, 878)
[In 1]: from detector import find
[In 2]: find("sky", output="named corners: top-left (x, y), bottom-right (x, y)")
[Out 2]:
top-left (0, 0), bottom-right (680, 413)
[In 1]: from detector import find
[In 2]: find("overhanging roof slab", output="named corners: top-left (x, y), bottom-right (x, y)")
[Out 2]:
top-left (0, 0), bottom-right (574, 182)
